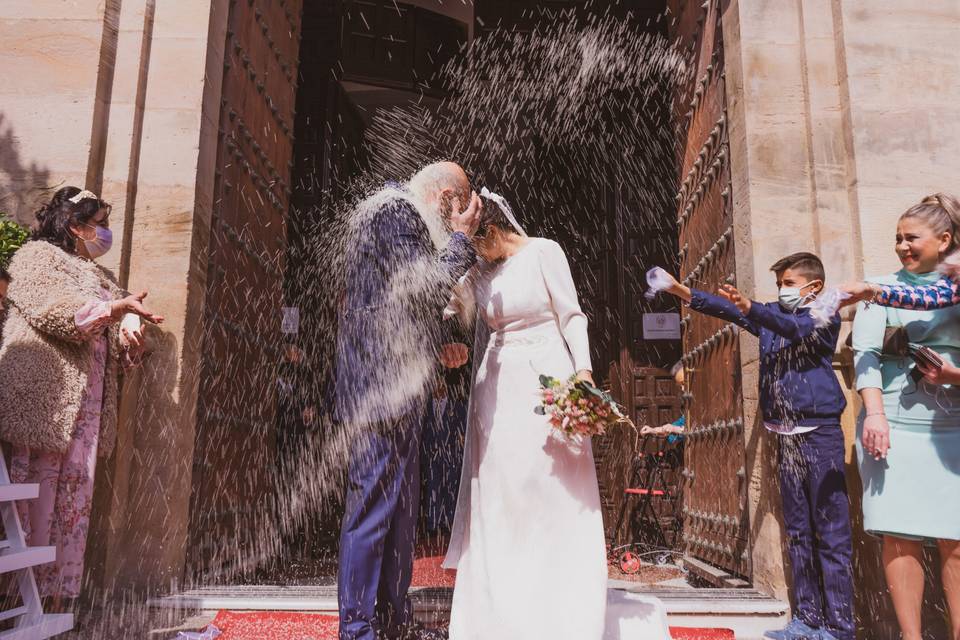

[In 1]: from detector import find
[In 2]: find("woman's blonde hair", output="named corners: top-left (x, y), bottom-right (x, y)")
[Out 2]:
top-left (900, 193), bottom-right (960, 254)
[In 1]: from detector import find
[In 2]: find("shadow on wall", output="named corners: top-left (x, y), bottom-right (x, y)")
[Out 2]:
top-left (84, 323), bottom-right (194, 597)
top-left (0, 113), bottom-right (54, 224)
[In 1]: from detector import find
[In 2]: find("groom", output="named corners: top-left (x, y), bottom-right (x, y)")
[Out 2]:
top-left (336, 162), bottom-right (480, 640)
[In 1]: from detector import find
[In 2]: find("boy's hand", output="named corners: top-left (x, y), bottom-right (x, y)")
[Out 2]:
top-left (718, 284), bottom-right (751, 315)
top-left (648, 267), bottom-right (697, 302)
top-left (661, 271), bottom-right (692, 303)
top-left (862, 413), bottom-right (891, 460)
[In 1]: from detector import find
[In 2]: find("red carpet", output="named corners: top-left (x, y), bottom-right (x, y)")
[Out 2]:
top-left (411, 554), bottom-right (456, 587)
top-left (205, 611), bottom-right (735, 639)
top-left (209, 610), bottom-right (339, 639)
top-left (669, 628), bottom-right (736, 640)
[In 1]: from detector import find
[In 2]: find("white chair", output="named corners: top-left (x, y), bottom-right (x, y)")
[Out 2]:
top-left (0, 455), bottom-right (73, 638)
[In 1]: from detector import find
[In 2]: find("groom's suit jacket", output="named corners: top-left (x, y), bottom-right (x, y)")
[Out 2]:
top-left (335, 192), bottom-right (476, 426)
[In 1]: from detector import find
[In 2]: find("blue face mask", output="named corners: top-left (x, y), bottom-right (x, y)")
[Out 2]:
top-left (779, 280), bottom-right (821, 312)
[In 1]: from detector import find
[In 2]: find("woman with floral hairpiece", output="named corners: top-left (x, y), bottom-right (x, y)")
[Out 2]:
top-left (0, 186), bottom-right (163, 606)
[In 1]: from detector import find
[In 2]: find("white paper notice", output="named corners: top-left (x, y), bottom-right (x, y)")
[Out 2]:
top-left (642, 312), bottom-right (681, 340)
top-left (281, 306), bottom-right (300, 334)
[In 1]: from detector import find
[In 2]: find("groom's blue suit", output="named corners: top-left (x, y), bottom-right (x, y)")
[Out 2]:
top-left (336, 191), bottom-right (475, 640)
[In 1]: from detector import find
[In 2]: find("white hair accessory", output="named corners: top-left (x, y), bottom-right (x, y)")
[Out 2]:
top-left (68, 189), bottom-right (99, 204)
top-left (480, 187), bottom-right (526, 237)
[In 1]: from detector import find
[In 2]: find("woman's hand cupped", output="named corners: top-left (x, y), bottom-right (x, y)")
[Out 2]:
top-left (112, 290), bottom-right (164, 324)
top-left (119, 313), bottom-right (148, 363)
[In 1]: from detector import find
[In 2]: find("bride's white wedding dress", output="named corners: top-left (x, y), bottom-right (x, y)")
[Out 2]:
top-left (443, 238), bottom-right (670, 640)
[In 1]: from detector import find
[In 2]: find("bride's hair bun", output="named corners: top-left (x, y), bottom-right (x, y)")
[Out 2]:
top-left (478, 194), bottom-right (514, 236)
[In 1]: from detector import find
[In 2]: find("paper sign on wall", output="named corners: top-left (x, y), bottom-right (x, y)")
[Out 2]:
top-left (281, 307), bottom-right (300, 334)
top-left (642, 312), bottom-right (681, 340)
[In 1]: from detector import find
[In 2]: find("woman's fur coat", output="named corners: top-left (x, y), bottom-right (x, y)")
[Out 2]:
top-left (0, 240), bottom-right (126, 457)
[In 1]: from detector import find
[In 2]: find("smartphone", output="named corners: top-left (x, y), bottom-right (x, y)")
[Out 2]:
top-left (910, 344), bottom-right (944, 370)
top-left (908, 344), bottom-right (944, 382)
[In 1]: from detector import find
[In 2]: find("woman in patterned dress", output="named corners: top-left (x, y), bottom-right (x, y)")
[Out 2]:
top-left (0, 187), bottom-right (162, 608)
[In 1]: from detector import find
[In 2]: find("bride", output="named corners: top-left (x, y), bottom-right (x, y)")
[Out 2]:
top-left (442, 190), bottom-right (670, 639)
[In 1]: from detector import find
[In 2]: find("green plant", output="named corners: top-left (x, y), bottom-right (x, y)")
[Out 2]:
top-left (0, 214), bottom-right (29, 270)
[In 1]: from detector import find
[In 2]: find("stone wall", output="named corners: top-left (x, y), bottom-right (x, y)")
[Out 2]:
top-left (0, 2), bottom-right (106, 221)
top-left (723, 0), bottom-right (960, 636)
top-left (0, 0), bottom-right (226, 592)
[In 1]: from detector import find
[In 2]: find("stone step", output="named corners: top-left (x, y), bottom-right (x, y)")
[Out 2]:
top-left (149, 582), bottom-right (789, 639)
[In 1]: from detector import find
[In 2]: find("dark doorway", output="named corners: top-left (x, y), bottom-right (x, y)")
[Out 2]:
top-left (274, 0), bottom-right (688, 586)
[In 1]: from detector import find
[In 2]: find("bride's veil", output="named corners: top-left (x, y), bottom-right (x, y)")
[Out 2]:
top-left (443, 188), bottom-right (525, 569)
top-left (480, 187), bottom-right (527, 238)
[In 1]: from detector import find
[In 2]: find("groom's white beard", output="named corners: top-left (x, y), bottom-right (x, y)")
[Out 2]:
top-left (343, 186), bottom-right (456, 426)
top-left (406, 191), bottom-right (452, 251)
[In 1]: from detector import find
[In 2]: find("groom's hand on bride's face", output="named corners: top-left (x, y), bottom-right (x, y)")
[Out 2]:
top-left (449, 191), bottom-right (482, 238)
top-left (440, 343), bottom-right (470, 368)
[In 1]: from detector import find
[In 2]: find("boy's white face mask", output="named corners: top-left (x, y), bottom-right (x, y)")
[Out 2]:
top-left (779, 280), bottom-right (822, 312)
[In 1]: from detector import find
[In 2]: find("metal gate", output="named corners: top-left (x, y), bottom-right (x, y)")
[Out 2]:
top-left (188, 0), bottom-right (304, 577)
top-left (671, 0), bottom-right (750, 580)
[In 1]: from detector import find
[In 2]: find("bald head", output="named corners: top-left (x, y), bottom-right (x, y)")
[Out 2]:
top-left (408, 161), bottom-right (470, 205)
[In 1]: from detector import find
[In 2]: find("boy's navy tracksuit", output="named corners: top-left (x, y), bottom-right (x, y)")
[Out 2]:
top-left (690, 290), bottom-right (854, 640)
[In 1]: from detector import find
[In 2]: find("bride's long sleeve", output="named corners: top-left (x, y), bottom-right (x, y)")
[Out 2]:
top-left (540, 240), bottom-right (592, 373)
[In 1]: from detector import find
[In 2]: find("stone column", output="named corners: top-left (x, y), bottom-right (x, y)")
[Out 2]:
top-left (85, 0), bottom-right (230, 592)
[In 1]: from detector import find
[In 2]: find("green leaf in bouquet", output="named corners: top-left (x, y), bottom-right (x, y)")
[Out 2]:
top-left (539, 374), bottom-right (559, 388)
top-left (574, 380), bottom-right (608, 400)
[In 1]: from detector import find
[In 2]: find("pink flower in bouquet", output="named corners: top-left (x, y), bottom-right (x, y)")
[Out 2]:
top-left (536, 373), bottom-right (631, 439)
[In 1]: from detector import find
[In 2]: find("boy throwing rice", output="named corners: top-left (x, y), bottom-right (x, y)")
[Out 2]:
top-left (657, 252), bottom-right (854, 640)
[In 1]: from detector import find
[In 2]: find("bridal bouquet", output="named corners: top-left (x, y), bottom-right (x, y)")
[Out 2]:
top-left (534, 375), bottom-right (628, 438)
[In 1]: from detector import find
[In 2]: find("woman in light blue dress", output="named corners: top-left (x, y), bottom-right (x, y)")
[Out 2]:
top-left (851, 193), bottom-right (960, 640)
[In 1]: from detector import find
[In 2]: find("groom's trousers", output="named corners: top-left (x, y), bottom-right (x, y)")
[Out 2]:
top-left (338, 408), bottom-right (424, 640)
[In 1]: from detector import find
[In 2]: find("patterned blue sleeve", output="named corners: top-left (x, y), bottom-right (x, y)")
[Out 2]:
top-left (875, 278), bottom-right (960, 310)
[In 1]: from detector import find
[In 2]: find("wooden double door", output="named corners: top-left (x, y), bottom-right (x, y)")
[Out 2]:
top-left (669, 0), bottom-right (750, 580)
